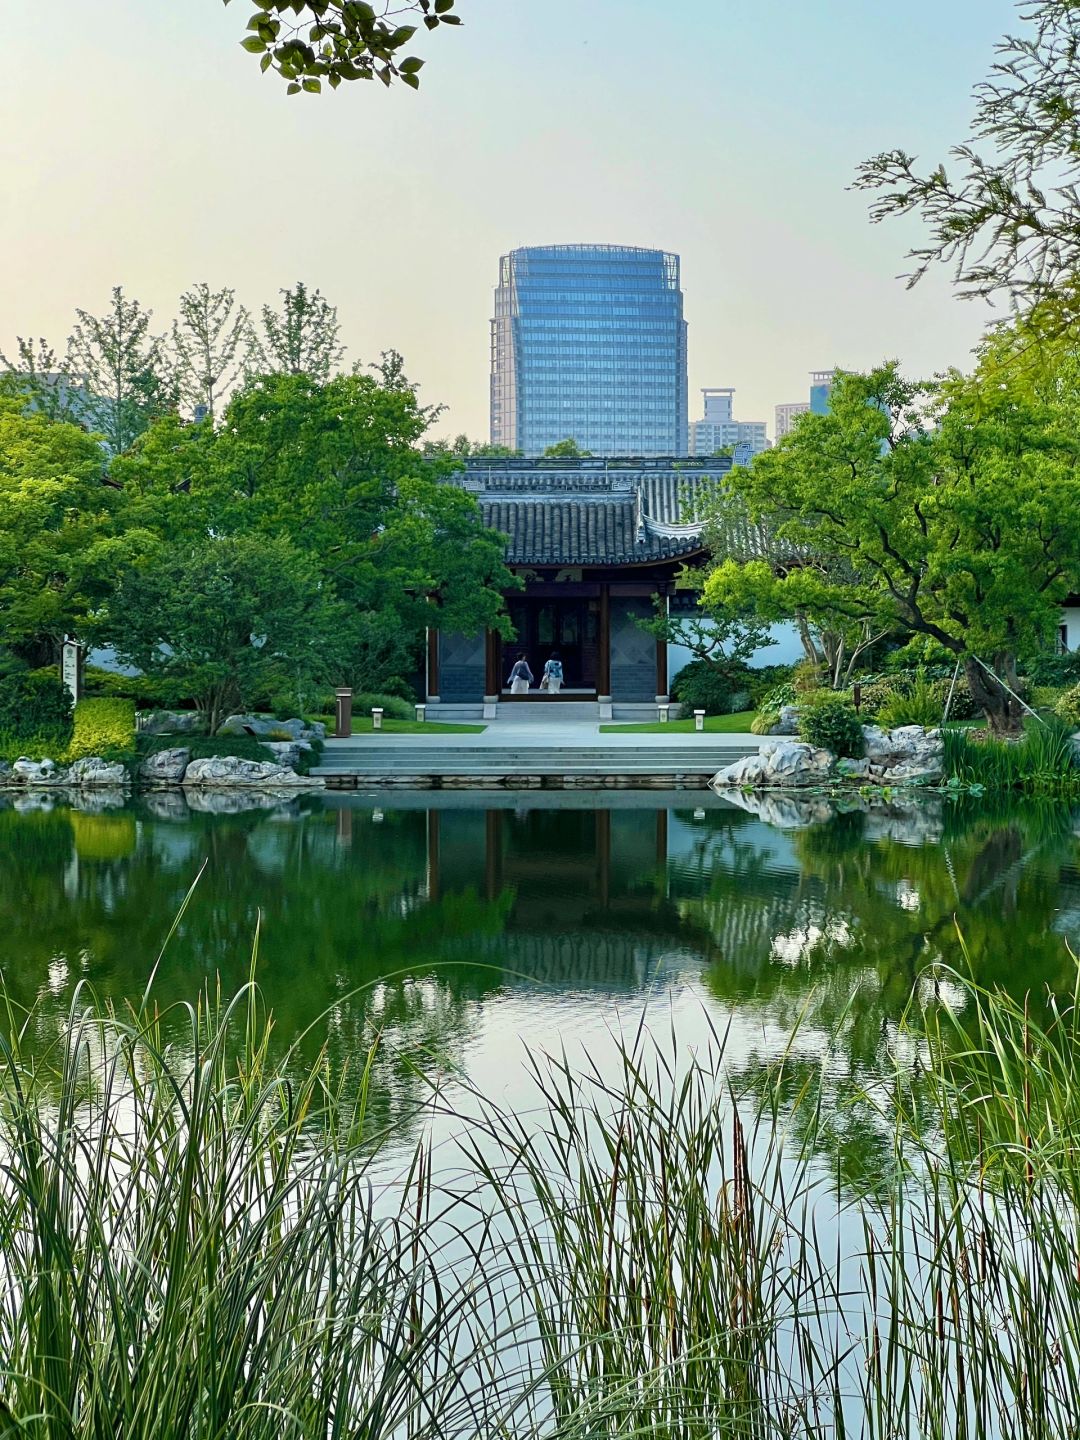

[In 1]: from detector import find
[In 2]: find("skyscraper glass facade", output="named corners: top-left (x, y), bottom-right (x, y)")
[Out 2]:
top-left (490, 244), bottom-right (688, 456)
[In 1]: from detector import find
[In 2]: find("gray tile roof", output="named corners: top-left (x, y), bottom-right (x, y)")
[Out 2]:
top-left (480, 494), bottom-right (706, 566)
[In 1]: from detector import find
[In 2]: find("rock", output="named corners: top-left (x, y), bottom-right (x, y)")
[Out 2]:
top-left (217, 715), bottom-right (326, 742)
top-left (66, 756), bottom-right (129, 787)
top-left (181, 755), bottom-right (323, 788)
top-left (719, 789), bottom-right (842, 829)
top-left (760, 740), bottom-right (834, 787)
top-left (142, 790), bottom-right (192, 820)
top-left (263, 740), bottom-right (307, 769)
top-left (140, 710), bottom-right (205, 736)
top-left (0, 761), bottom-right (11, 787)
top-left (768, 705), bottom-right (802, 736)
top-left (882, 759), bottom-right (944, 785)
top-left (183, 789), bottom-right (309, 815)
top-left (710, 752), bottom-right (771, 789)
top-left (12, 757), bottom-right (68, 785)
top-left (139, 747), bottom-right (191, 784)
top-left (70, 787), bottom-right (128, 811)
top-left (836, 756), bottom-right (872, 781)
top-left (861, 725), bottom-right (894, 761)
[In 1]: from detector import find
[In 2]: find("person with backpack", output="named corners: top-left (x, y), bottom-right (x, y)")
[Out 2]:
top-left (507, 653), bottom-right (533, 694)
top-left (541, 651), bottom-right (564, 694)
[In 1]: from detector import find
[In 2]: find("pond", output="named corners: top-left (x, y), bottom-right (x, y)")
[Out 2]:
top-left (3, 785), bottom-right (1078, 1181)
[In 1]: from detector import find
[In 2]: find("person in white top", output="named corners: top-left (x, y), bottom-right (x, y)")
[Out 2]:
top-left (542, 652), bottom-right (564, 694)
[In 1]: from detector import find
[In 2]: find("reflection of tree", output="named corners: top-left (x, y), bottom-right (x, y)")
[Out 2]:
top-left (679, 798), bottom-right (1080, 1192)
top-left (0, 800), bottom-right (513, 1148)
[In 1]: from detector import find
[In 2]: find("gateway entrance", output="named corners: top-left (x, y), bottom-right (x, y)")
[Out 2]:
top-left (503, 597), bottom-right (600, 695)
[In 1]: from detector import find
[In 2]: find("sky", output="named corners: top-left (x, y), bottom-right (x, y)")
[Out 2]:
top-left (0, 0), bottom-right (1018, 440)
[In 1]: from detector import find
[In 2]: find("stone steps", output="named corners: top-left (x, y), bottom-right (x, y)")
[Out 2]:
top-left (312, 746), bottom-right (754, 777)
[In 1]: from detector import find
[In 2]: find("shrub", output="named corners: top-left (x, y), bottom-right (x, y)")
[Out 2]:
top-left (67, 698), bottom-right (136, 760)
top-left (1027, 649), bottom-right (1080, 687)
top-left (671, 660), bottom-right (744, 716)
top-left (792, 659), bottom-right (823, 694)
top-left (354, 692), bottom-right (415, 721)
top-left (1054, 684), bottom-right (1080, 726)
top-left (798, 694), bottom-right (865, 758)
top-left (755, 681), bottom-right (796, 715)
top-left (875, 670), bottom-right (944, 728)
top-left (0, 670), bottom-right (73, 740)
top-left (851, 678), bottom-right (897, 720)
top-left (750, 710), bottom-right (779, 735)
top-left (745, 663), bottom-right (794, 705)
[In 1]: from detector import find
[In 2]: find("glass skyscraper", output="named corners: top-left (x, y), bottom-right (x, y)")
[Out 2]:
top-left (490, 244), bottom-right (688, 456)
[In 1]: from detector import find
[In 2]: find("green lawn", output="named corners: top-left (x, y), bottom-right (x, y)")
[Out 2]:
top-left (318, 716), bottom-right (486, 736)
top-left (600, 710), bottom-right (758, 735)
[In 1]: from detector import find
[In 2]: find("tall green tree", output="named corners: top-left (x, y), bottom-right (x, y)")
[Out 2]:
top-left (704, 355), bottom-right (1080, 733)
top-left (542, 438), bottom-right (591, 458)
top-left (171, 284), bottom-right (252, 422)
top-left (225, 0), bottom-right (461, 94)
top-left (66, 287), bottom-right (173, 453)
top-left (855, 0), bottom-right (1080, 329)
top-left (95, 533), bottom-right (339, 733)
top-left (0, 401), bottom-right (115, 665)
top-left (250, 281), bottom-right (344, 382)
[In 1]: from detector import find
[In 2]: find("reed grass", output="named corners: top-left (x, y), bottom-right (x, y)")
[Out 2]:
top-left (3, 957), bottom-right (1080, 1436)
top-left (942, 716), bottom-right (1080, 794)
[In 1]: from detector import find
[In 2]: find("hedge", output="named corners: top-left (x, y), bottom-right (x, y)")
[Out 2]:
top-left (67, 699), bottom-right (137, 760)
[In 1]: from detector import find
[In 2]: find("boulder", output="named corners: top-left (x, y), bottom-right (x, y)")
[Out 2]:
top-left (182, 755), bottom-right (323, 788)
top-left (263, 740), bottom-right (307, 769)
top-left (217, 715), bottom-right (325, 742)
top-left (12, 757), bottom-right (68, 785)
top-left (709, 752), bottom-right (771, 789)
top-left (140, 710), bottom-right (205, 736)
top-left (139, 747), bottom-right (192, 784)
top-left (836, 756), bottom-right (872, 781)
top-left (861, 725), bottom-right (894, 761)
top-left (882, 758), bottom-right (944, 785)
top-left (183, 788), bottom-right (308, 814)
top-left (719, 789), bottom-right (843, 829)
top-left (768, 705), bottom-right (802, 736)
top-left (760, 739), bottom-right (834, 787)
top-left (66, 756), bottom-right (129, 787)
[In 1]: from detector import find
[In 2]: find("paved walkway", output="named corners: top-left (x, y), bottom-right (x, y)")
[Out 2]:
top-left (322, 720), bottom-right (760, 751)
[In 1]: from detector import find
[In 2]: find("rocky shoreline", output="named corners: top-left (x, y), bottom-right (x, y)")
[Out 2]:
top-left (710, 724), bottom-right (945, 791)
top-left (0, 713), bottom-right (328, 793)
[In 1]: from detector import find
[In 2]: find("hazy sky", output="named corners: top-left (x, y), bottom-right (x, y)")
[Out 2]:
top-left (1, 0), bottom-right (1016, 439)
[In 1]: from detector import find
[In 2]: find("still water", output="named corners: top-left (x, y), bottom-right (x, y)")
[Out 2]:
top-left (3, 785), bottom-right (1079, 1173)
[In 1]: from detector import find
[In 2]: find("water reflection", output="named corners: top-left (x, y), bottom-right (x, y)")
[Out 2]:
top-left (1, 788), bottom-right (1078, 1171)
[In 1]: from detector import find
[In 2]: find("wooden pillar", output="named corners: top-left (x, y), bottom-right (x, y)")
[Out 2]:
top-left (655, 593), bottom-right (669, 700)
top-left (426, 809), bottom-right (441, 901)
top-left (484, 629), bottom-right (500, 698)
top-left (426, 629), bottom-right (440, 701)
top-left (336, 806), bottom-right (353, 848)
top-left (598, 583), bottom-right (611, 697)
top-left (655, 809), bottom-right (669, 900)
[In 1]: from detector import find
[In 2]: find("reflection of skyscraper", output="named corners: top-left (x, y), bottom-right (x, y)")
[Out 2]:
top-left (490, 244), bottom-right (688, 456)
top-left (809, 369), bottom-right (836, 415)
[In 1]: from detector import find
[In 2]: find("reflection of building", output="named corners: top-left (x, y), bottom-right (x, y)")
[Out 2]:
top-left (490, 244), bottom-right (688, 457)
top-left (774, 401), bottom-right (808, 440)
top-left (429, 455), bottom-right (737, 710)
top-left (688, 388), bottom-right (769, 458)
top-left (426, 804), bottom-right (720, 989)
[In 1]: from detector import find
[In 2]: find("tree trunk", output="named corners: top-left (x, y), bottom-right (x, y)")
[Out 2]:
top-left (963, 657), bottom-right (1024, 736)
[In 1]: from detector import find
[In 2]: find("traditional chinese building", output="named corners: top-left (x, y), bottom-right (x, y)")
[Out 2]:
top-left (426, 456), bottom-right (736, 717)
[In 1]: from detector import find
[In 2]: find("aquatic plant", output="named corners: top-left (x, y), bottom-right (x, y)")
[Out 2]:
top-left (942, 717), bottom-right (1080, 794)
top-left (3, 954), bottom-right (1080, 1435)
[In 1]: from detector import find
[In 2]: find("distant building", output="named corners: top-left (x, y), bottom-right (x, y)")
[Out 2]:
top-left (688, 388), bottom-right (769, 458)
top-left (774, 401), bottom-right (809, 440)
top-left (809, 369), bottom-right (836, 415)
top-left (489, 244), bottom-right (688, 457)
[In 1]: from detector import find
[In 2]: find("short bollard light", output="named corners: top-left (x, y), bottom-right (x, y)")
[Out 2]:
top-left (658, 703), bottom-right (670, 723)
top-left (372, 707), bottom-right (384, 730)
top-left (694, 709), bottom-right (705, 732)
top-left (415, 703), bottom-right (426, 723)
top-left (335, 687), bottom-right (353, 739)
